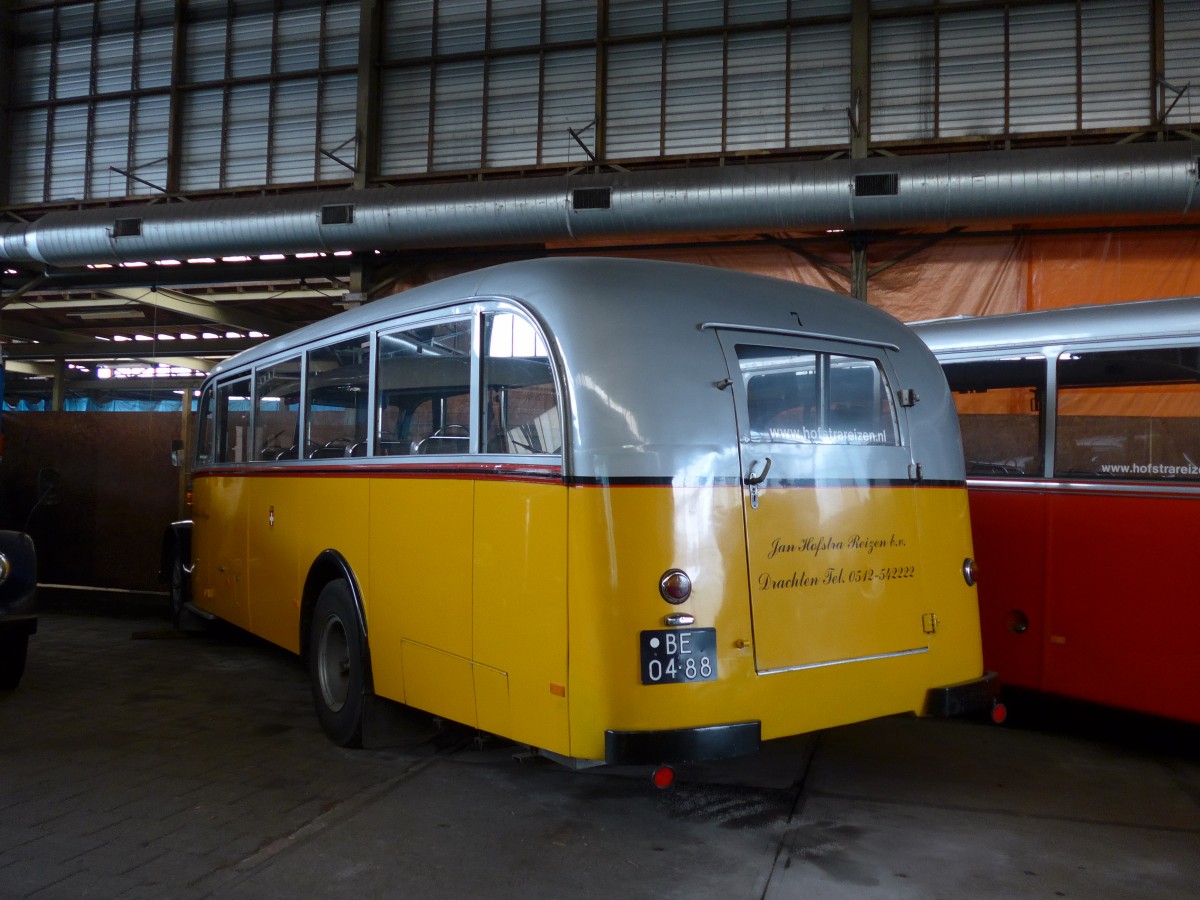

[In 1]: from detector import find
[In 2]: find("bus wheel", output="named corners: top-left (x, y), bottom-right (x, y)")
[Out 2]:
top-left (169, 555), bottom-right (189, 627)
top-left (309, 580), bottom-right (365, 747)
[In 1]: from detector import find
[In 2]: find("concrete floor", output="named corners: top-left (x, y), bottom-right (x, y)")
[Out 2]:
top-left (2, 593), bottom-right (1198, 899)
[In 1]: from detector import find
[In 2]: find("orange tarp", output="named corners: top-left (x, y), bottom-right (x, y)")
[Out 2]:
top-left (551, 229), bottom-right (1200, 321)
top-left (1027, 232), bottom-right (1200, 310)
top-left (397, 228), bottom-right (1200, 322)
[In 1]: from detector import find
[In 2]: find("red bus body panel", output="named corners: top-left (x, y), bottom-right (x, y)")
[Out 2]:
top-left (970, 483), bottom-right (1200, 723)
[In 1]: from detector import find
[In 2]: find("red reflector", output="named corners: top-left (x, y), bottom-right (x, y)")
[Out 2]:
top-left (652, 765), bottom-right (675, 789)
top-left (659, 569), bottom-right (692, 604)
top-left (991, 702), bottom-right (1008, 725)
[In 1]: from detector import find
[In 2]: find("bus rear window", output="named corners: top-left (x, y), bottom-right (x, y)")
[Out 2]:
top-left (1056, 347), bottom-right (1200, 481)
top-left (738, 346), bottom-right (898, 446)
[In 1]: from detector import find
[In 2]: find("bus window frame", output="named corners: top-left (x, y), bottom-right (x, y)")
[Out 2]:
top-left (254, 355), bottom-right (303, 461)
top-left (941, 352), bottom-right (1051, 479)
top-left (195, 383), bottom-right (215, 467)
top-left (374, 311), bottom-right (479, 457)
top-left (197, 300), bottom-right (564, 470)
top-left (480, 309), bottom-right (562, 457)
top-left (1053, 343), bottom-right (1200, 482)
top-left (214, 375), bottom-right (253, 464)
top-left (304, 333), bottom-right (372, 459)
top-left (940, 338), bottom-right (1200, 485)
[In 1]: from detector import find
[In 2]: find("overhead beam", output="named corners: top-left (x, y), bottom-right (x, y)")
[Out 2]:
top-left (1, 340), bottom-right (215, 373)
top-left (0, 324), bottom-right (232, 373)
top-left (0, 336), bottom-right (258, 360)
top-left (0, 319), bottom-right (95, 344)
top-left (39, 257), bottom-right (354, 289)
top-left (4, 360), bottom-right (57, 377)
top-left (102, 286), bottom-right (296, 335)
top-left (2, 287), bottom-right (334, 311)
top-left (135, 356), bottom-right (215, 373)
top-left (0, 274), bottom-right (48, 309)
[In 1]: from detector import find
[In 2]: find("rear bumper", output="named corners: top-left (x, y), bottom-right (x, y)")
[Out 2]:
top-left (924, 671), bottom-right (1000, 717)
top-left (605, 721), bottom-right (761, 765)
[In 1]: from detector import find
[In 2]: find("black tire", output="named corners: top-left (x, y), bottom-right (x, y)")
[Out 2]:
top-left (309, 580), bottom-right (366, 747)
top-left (0, 633), bottom-right (29, 690)
top-left (170, 554), bottom-right (188, 627)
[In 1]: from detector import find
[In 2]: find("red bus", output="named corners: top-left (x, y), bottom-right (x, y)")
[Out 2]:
top-left (914, 298), bottom-right (1200, 723)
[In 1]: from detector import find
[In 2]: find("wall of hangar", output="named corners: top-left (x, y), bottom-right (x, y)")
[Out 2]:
top-left (6, 0), bottom-right (1200, 206)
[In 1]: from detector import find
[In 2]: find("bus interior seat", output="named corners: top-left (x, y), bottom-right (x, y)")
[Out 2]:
top-left (309, 439), bottom-right (355, 459)
top-left (414, 435), bottom-right (469, 454)
top-left (413, 426), bottom-right (470, 455)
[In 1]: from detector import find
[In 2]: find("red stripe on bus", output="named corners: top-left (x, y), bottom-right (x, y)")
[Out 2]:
top-left (193, 462), bottom-right (564, 484)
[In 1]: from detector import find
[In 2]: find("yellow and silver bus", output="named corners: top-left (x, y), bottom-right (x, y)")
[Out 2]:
top-left (166, 257), bottom-right (995, 768)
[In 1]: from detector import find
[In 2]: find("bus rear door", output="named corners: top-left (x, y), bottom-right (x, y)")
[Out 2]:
top-left (715, 331), bottom-right (929, 676)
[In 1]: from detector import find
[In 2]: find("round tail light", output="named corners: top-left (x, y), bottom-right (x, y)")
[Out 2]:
top-left (659, 569), bottom-right (692, 604)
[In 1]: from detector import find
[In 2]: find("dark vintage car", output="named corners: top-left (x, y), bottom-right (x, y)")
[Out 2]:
top-left (0, 530), bottom-right (37, 689)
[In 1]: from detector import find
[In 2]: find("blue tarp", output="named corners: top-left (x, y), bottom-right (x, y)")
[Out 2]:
top-left (5, 398), bottom-right (195, 412)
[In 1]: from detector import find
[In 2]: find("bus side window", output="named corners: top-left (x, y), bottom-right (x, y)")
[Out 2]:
top-left (376, 319), bottom-right (474, 456)
top-left (1056, 347), bottom-right (1200, 480)
top-left (215, 377), bottom-right (252, 464)
top-left (306, 337), bottom-right (370, 459)
top-left (255, 356), bottom-right (302, 460)
top-left (942, 357), bottom-right (1046, 477)
top-left (483, 312), bottom-right (560, 455)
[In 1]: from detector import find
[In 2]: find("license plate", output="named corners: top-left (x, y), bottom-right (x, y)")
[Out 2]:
top-left (640, 628), bottom-right (717, 685)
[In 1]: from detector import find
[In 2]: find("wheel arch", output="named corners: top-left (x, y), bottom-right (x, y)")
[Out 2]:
top-left (300, 550), bottom-right (373, 693)
top-left (159, 520), bottom-right (192, 585)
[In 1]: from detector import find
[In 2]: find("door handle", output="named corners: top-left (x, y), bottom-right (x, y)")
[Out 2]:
top-left (745, 457), bottom-right (772, 485)
top-left (745, 457), bottom-right (772, 510)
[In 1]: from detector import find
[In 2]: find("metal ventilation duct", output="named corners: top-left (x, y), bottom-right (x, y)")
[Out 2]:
top-left (2, 142), bottom-right (1198, 268)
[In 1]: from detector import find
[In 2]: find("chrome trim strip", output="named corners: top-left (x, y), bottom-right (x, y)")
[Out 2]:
top-left (757, 645), bottom-right (928, 676)
top-left (967, 478), bottom-right (1200, 498)
top-left (699, 322), bottom-right (901, 352)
